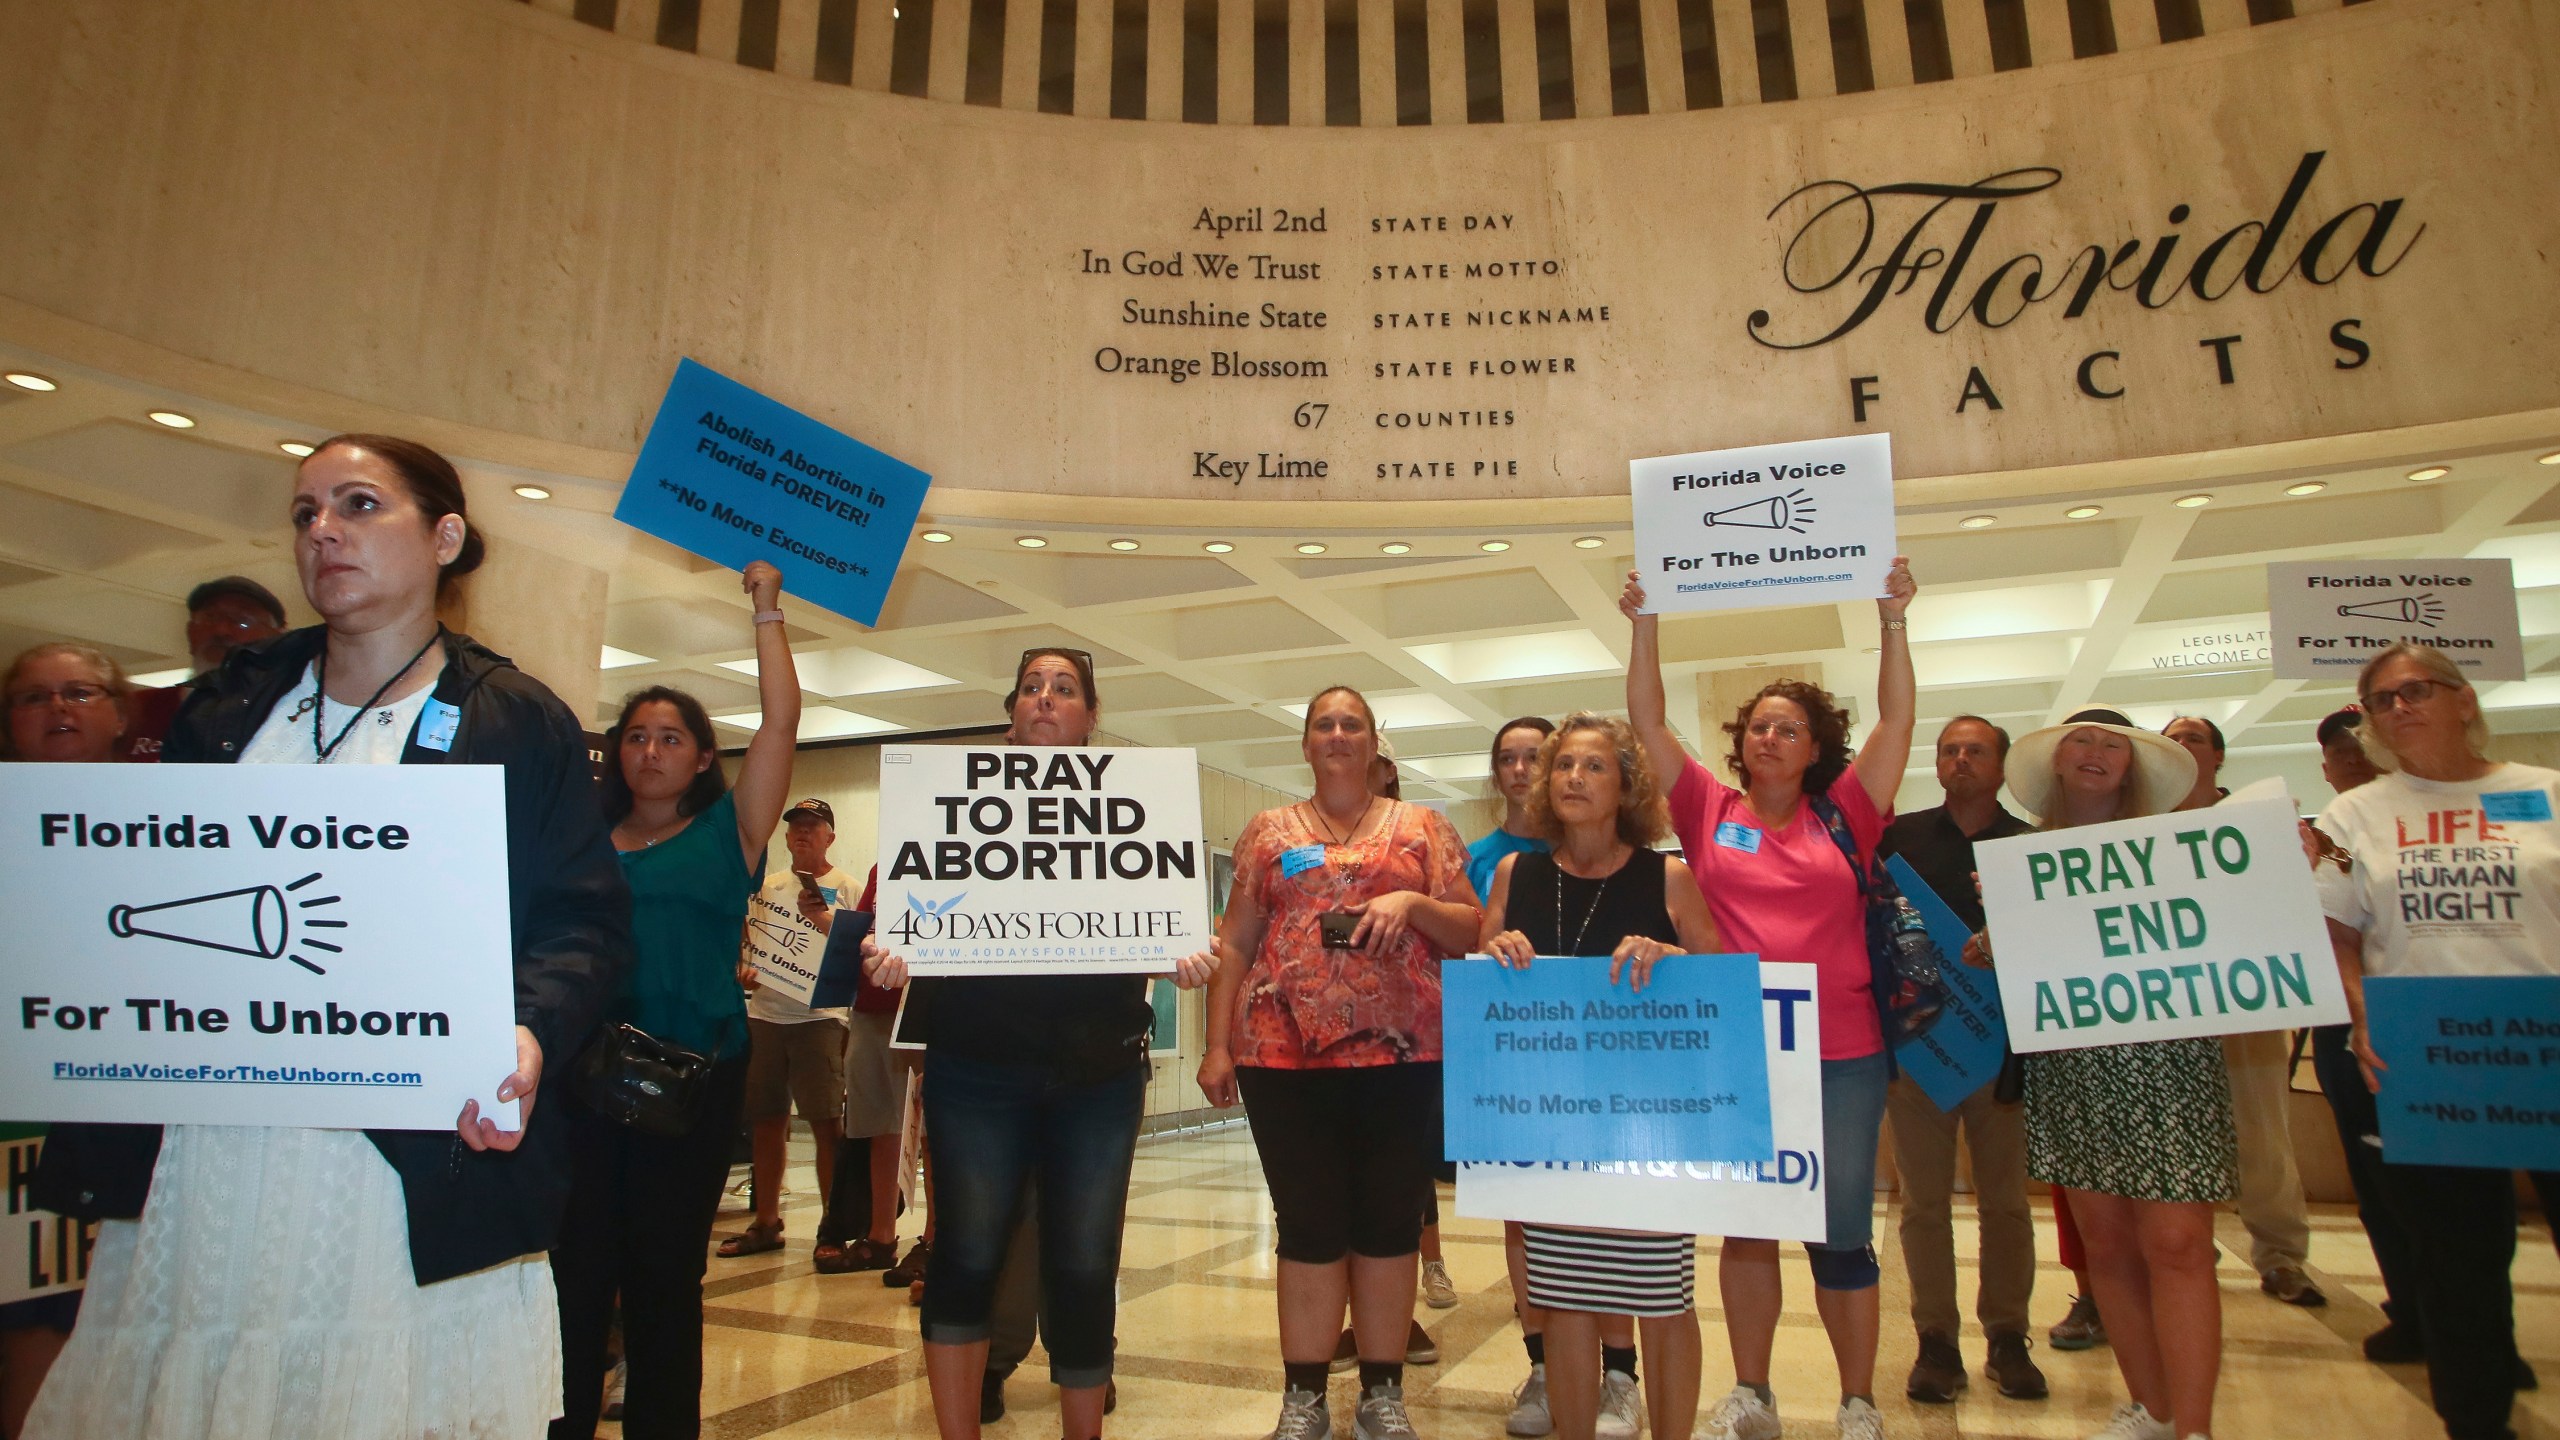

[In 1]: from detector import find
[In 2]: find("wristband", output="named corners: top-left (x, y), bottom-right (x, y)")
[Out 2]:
top-left (752, 609), bottom-right (786, 626)
top-left (1880, 618), bottom-right (1907, 631)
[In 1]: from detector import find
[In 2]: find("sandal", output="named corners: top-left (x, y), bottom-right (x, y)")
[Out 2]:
top-left (812, 1237), bottom-right (897, 1274)
top-left (716, 1220), bottom-right (784, 1257)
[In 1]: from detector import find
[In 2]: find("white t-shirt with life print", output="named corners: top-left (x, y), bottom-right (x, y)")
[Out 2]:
top-left (2317, 762), bottom-right (2560, 978)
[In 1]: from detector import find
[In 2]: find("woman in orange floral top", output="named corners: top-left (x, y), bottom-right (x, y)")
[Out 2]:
top-left (1200, 686), bottom-right (1481, 1440)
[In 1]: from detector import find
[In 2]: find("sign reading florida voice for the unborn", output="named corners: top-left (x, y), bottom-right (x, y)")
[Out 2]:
top-left (1975, 797), bottom-right (2348, 1052)
top-left (875, 745), bottom-right (1209, 975)
top-left (0, 765), bottom-right (522, 1131)
top-left (1631, 433), bottom-right (1897, 614)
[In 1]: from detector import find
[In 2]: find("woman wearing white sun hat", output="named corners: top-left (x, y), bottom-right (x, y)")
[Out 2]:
top-left (1974, 707), bottom-right (2232, 1440)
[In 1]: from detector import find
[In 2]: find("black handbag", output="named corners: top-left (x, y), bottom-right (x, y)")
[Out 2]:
top-left (574, 1022), bottom-right (713, 1136)
top-left (1809, 793), bottom-right (1950, 1049)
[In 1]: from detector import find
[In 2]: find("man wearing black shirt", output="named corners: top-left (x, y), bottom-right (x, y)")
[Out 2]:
top-left (1878, 717), bottom-right (2045, 1405)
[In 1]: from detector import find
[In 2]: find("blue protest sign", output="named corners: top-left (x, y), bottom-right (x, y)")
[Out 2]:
top-left (1885, 855), bottom-right (2011, 1111)
top-left (2366, 975), bottom-right (2560, 1170)
top-left (614, 359), bottom-right (930, 626)
top-left (1442, 953), bottom-right (1772, 1164)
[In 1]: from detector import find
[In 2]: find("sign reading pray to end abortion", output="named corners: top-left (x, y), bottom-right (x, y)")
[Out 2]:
top-left (1975, 797), bottom-right (2348, 1053)
top-left (874, 745), bottom-right (1210, 975)
top-left (1630, 432), bottom-right (1898, 614)
top-left (615, 359), bottom-right (932, 627)
top-left (0, 764), bottom-right (522, 1131)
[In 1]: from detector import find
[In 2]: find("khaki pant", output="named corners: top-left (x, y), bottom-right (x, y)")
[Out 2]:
top-left (2223, 1029), bottom-right (2311, 1275)
top-left (1887, 1075), bottom-right (2036, 1339)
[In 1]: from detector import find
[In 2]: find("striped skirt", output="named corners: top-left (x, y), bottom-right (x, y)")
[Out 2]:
top-left (1522, 1223), bottom-right (1696, 1317)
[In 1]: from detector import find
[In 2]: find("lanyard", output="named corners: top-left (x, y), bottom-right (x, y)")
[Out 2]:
top-left (312, 630), bottom-right (441, 762)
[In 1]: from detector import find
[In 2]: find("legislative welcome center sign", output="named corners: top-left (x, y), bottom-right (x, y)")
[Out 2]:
top-left (0, 765), bottom-right (523, 1130)
top-left (874, 746), bottom-right (1210, 975)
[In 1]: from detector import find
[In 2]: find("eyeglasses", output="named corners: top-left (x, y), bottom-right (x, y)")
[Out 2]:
top-left (1746, 719), bottom-right (1809, 742)
top-left (1018, 647), bottom-right (1093, 673)
top-left (8, 684), bottom-right (112, 711)
top-left (2361, 678), bottom-right (2459, 714)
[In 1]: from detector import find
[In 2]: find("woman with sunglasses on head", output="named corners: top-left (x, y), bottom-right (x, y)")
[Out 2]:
top-left (2313, 644), bottom-right (2560, 1440)
top-left (1620, 559), bottom-right (1917, 1440)
top-left (859, 648), bottom-right (1217, 1440)
top-left (28, 436), bottom-right (630, 1440)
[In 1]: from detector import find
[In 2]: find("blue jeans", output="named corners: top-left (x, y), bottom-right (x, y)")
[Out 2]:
top-left (920, 1050), bottom-right (1146, 1386)
top-left (1810, 1051), bottom-right (1889, 1290)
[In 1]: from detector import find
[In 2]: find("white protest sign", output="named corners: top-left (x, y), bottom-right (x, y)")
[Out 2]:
top-left (875, 745), bottom-right (1210, 975)
top-left (1457, 962), bottom-right (1827, 1242)
top-left (0, 764), bottom-right (523, 1130)
top-left (1976, 797), bottom-right (2348, 1054)
top-left (0, 1126), bottom-right (90, 1307)
top-left (743, 885), bottom-right (822, 1006)
top-left (2267, 558), bottom-right (2524, 681)
top-left (1631, 433), bottom-right (1896, 614)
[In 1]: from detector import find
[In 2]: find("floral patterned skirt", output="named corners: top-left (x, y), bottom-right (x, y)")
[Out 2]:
top-left (2024, 1036), bottom-right (2239, 1204)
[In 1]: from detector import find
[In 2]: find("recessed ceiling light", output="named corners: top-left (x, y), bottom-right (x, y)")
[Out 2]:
top-left (1108, 538), bottom-right (1140, 551)
top-left (278, 440), bottom-right (315, 457)
top-left (1203, 541), bottom-right (1234, 554)
top-left (4, 372), bottom-right (57, 392)
top-left (2285, 481), bottom-right (2327, 497)
top-left (2064, 504), bottom-right (2103, 519)
top-left (2174, 493), bottom-right (2213, 508)
top-left (1958, 515), bottom-right (1996, 529)
top-left (1572, 536), bottom-right (1607, 549)
top-left (512, 484), bottom-right (552, 501)
top-left (1379, 541), bottom-right (1412, 555)
top-left (1479, 540), bottom-right (1512, 553)
top-left (1295, 542), bottom-right (1328, 555)
top-left (2407, 465), bottom-right (2450, 481)
top-left (2538, 451), bottom-right (2560, 467)
top-left (1015, 535), bottom-right (1047, 548)
top-left (920, 529), bottom-right (952, 543)
top-left (147, 410), bottom-right (195, 429)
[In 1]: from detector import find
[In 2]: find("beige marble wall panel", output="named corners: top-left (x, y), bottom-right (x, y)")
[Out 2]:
top-left (444, 535), bottom-right (610, 723)
top-left (1863, 0), bottom-right (1914, 86)
top-left (0, 0), bottom-right (2552, 511)
top-left (1711, 0), bottom-right (1759, 103)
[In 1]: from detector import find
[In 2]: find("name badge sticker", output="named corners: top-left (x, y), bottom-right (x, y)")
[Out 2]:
top-left (1281, 844), bottom-right (1328, 878)
top-left (2481, 789), bottom-right (2555, 823)
top-left (1714, 822), bottom-right (1763, 854)
top-left (416, 697), bottom-right (462, 753)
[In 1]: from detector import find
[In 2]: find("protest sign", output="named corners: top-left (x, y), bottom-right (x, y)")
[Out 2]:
top-left (1630, 433), bottom-right (1896, 614)
top-left (1884, 856), bottom-right (2011, 1111)
top-left (1457, 962), bottom-right (1827, 1241)
top-left (2367, 975), bottom-right (2560, 1170)
top-left (742, 880), bottom-right (833, 1007)
top-left (1442, 953), bottom-right (1771, 1164)
top-left (0, 764), bottom-right (522, 1130)
top-left (875, 745), bottom-right (1210, 975)
top-left (2267, 559), bottom-right (2523, 682)
top-left (0, 1124), bottom-right (91, 1309)
top-left (1976, 797), bottom-right (2348, 1053)
top-left (614, 359), bottom-right (931, 627)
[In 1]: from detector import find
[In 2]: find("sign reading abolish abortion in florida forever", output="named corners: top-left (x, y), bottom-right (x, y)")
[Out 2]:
top-left (1631, 433), bottom-right (1897, 614)
top-left (0, 765), bottom-right (522, 1130)
top-left (1975, 797), bottom-right (2347, 1052)
top-left (875, 746), bottom-right (1210, 975)
top-left (615, 359), bottom-right (931, 627)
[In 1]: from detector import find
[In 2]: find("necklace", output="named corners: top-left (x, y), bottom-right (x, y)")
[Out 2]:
top-left (312, 630), bottom-right (442, 763)
top-left (1306, 793), bottom-right (1377, 847)
top-left (1554, 846), bottom-right (1624, 956)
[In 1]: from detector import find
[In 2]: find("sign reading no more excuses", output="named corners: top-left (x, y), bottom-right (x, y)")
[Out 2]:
top-left (1630, 433), bottom-right (1898, 614)
top-left (876, 746), bottom-right (1210, 975)
top-left (1975, 797), bottom-right (2348, 1053)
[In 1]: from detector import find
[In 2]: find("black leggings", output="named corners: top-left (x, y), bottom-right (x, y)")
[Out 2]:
top-left (1238, 1062), bottom-right (1441, 1264)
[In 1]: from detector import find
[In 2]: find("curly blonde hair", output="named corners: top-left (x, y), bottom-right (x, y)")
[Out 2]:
top-left (1519, 712), bottom-right (1672, 848)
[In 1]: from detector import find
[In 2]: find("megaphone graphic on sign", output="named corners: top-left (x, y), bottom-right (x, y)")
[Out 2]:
top-left (106, 871), bottom-right (345, 975)
top-left (1702, 488), bottom-right (1816, 534)
top-left (2337, 594), bottom-right (2444, 629)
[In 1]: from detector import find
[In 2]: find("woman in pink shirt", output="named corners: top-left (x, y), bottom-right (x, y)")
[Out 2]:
top-left (1620, 559), bottom-right (1918, 1440)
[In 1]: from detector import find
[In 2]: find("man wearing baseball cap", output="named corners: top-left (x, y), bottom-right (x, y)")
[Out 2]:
top-left (122, 575), bottom-right (288, 760)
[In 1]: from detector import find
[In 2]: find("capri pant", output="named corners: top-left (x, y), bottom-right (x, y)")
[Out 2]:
top-left (1237, 1062), bottom-right (1441, 1264)
top-left (1803, 1051), bottom-right (1890, 1291)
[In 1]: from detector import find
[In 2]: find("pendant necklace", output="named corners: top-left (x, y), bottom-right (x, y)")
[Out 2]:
top-left (313, 630), bottom-right (441, 762)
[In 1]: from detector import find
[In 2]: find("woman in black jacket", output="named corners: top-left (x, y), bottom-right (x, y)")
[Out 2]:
top-left (27, 434), bottom-right (629, 1440)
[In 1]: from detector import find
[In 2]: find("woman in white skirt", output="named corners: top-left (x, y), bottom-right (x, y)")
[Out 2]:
top-left (27, 434), bottom-right (631, 1440)
top-left (1481, 714), bottom-right (1723, 1440)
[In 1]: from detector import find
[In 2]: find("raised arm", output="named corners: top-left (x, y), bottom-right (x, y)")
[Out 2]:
top-left (1619, 570), bottom-right (1690, 787)
top-left (730, 560), bottom-right (802, 865)
top-left (1849, 556), bottom-right (1917, 812)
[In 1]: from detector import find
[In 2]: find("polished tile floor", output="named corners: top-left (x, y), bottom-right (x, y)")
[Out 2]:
top-left (621, 1127), bottom-right (2558, 1439)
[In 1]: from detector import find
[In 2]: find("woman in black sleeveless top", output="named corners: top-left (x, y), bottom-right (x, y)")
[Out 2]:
top-left (1482, 714), bottom-right (1721, 1440)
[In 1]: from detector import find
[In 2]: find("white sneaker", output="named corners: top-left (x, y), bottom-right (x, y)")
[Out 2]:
top-left (600, 1358), bottom-right (627, 1421)
top-left (2087, 1402), bottom-right (2174, 1440)
top-left (1421, 1258), bottom-right (1458, 1309)
top-left (1835, 1396), bottom-right (1883, 1440)
top-left (1698, 1385), bottom-right (1781, 1440)
top-left (1506, 1364), bottom-right (1554, 1437)
top-left (1596, 1369), bottom-right (1642, 1437)
top-left (1269, 1387), bottom-right (1333, 1440)
top-left (1354, 1383), bottom-right (1420, 1440)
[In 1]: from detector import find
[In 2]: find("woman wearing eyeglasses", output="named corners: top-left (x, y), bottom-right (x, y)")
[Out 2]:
top-left (2312, 643), bottom-right (2560, 1440)
top-left (1620, 560), bottom-right (1918, 1440)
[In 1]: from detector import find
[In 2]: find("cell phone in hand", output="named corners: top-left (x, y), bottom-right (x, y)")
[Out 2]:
top-left (1319, 911), bottom-right (1359, 950)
